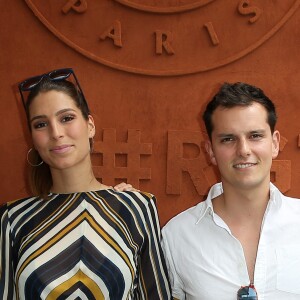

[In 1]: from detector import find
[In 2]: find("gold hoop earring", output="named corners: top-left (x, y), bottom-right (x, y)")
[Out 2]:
top-left (27, 148), bottom-right (44, 167)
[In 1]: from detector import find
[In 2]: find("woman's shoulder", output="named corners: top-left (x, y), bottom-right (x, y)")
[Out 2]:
top-left (1, 195), bottom-right (40, 215)
top-left (104, 190), bottom-right (158, 219)
top-left (9, 195), bottom-right (40, 205)
top-left (112, 189), bottom-right (156, 206)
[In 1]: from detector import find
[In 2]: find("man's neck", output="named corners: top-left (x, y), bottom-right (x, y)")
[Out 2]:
top-left (212, 182), bottom-right (271, 284)
top-left (212, 182), bottom-right (270, 223)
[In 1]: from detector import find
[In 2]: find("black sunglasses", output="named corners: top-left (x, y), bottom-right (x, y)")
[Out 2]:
top-left (237, 283), bottom-right (258, 300)
top-left (18, 68), bottom-right (86, 109)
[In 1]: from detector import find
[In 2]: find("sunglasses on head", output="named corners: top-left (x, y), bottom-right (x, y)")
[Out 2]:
top-left (18, 68), bottom-right (86, 109)
top-left (237, 283), bottom-right (258, 300)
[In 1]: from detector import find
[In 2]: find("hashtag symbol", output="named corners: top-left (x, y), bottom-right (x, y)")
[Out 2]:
top-left (92, 129), bottom-right (152, 187)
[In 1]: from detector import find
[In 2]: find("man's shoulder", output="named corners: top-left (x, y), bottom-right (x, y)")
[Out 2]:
top-left (281, 194), bottom-right (300, 211)
top-left (271, 183), bottom-right (300, 207)
top-left (163, 200), bottom-right (207, 233)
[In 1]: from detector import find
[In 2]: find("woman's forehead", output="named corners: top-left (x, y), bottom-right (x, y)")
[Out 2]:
top-left (29, 90), bottom-right (77, 115)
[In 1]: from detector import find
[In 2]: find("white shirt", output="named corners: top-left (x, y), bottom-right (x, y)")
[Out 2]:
top-left (162, 183), bottom-right (300, 300)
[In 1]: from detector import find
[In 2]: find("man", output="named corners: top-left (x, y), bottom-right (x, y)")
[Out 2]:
top-left (162, 82), bottom-right (300, 299)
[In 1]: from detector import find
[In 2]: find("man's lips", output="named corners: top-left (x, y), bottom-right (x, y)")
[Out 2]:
top-left (233, 163), bottom-right (257, 169)
top-left (50, 145), bottom-right (73, 154)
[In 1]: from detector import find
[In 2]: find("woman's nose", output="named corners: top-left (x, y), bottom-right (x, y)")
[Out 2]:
top-left (50, 122), bottom-right (63, 140)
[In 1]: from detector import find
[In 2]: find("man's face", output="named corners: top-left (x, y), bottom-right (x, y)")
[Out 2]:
top-left (205, 103), bottom-right (280, 191)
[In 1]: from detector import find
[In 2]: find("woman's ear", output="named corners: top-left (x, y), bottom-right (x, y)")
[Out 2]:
top-left (87, 115), bottom-right (96, 138)
top-left (205, 140), bottom-right (217, 166)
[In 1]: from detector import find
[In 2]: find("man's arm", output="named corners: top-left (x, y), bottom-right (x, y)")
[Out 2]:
top-left (161, 226), bottom-right (186, 300)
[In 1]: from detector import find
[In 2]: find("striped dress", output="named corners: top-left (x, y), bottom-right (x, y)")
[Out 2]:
top-left (0, 189), bottom-right (171, 299)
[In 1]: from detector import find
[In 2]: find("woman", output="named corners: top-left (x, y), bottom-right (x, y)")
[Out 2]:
top-left (0, 68), bottom-right (171, 299)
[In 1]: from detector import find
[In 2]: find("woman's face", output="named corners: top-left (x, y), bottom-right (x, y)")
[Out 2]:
top-left (29, 90), bottom-right (95, 171)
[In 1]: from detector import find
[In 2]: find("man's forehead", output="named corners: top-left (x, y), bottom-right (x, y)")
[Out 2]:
top-left (212, 103), bottom-right (268, 120)
top-left (211, 105), bottom-right (270, 133)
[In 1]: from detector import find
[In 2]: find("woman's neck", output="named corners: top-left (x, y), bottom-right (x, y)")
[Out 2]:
top-left (50, 162), bottom-right (110, 194)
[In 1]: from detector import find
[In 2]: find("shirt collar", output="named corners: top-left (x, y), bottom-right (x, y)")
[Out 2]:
top-left (269, 182), bottom-right (283, 209)
top-left (196, 182), bottom-right (283, 224)
top-left (195, 182), bottom-right (223, 224)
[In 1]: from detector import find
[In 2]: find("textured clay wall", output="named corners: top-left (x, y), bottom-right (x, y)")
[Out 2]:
top-left (1, 0), bottom-right (300, 225)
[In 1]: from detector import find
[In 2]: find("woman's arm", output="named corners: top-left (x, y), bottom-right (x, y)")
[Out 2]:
top-left (136, 193), bottom-right (172, 299)
top-left (0, 203), bottom-right (15, 299)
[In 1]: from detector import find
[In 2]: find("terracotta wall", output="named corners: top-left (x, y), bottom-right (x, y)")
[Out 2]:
top-left (1, 0), bottom-right (299, 225)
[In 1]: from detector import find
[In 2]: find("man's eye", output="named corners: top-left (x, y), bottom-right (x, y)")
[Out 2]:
top-left (221, 137), bottom-right (233, 143)
top-left (251, 134), bottom-right (263, 139)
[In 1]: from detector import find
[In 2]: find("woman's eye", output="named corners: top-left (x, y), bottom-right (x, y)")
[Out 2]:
top-left (62, 115), bottom-right (75, 123)
top-left (33, 122), bottom-right (47, 129)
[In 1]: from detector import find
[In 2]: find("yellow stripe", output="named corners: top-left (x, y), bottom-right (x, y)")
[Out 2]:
top-left (17, 211), bottom-right (135, 286)
top-left (46, 269), bottom-right (104, 300)
top-left (20, 194), bottom-right (80, 253)
top-left (90, 193), bottom-right (139, 251)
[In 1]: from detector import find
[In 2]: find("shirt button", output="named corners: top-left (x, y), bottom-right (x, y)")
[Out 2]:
top-left (238, 262), bottom-right (244, 272)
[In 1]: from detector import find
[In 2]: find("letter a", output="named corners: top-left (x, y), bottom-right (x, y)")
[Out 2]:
top-left (100, 20), bottom-right (122, 47)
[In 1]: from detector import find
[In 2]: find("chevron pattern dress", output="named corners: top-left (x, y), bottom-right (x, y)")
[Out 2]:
top-left (0, 189), bottom-right (171, 299)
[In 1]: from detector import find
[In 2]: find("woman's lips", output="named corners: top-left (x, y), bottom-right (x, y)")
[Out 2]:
top-left (51, 145), bottom-right (73, 154)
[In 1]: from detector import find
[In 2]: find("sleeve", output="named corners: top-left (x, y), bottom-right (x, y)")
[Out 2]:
top-left (136, 193), bottom-right (172, 300)
top-left (0, 203), bottom-right (15, 299)
top-left (161, 225), bottom-right (185, 300)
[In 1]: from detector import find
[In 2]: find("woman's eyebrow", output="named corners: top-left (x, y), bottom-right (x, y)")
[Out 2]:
top-left (30, 108), bottom-right (76, 123)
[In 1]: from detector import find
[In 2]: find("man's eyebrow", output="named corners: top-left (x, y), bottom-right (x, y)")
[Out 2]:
top-left (216, 133), bottom-right (235, 138)
top-left (216, 129), bottom-right (267, 137)
top-left (246, 129), bottom-right (267, 136)
top-left (249, 129), bottom-right (266, 133)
